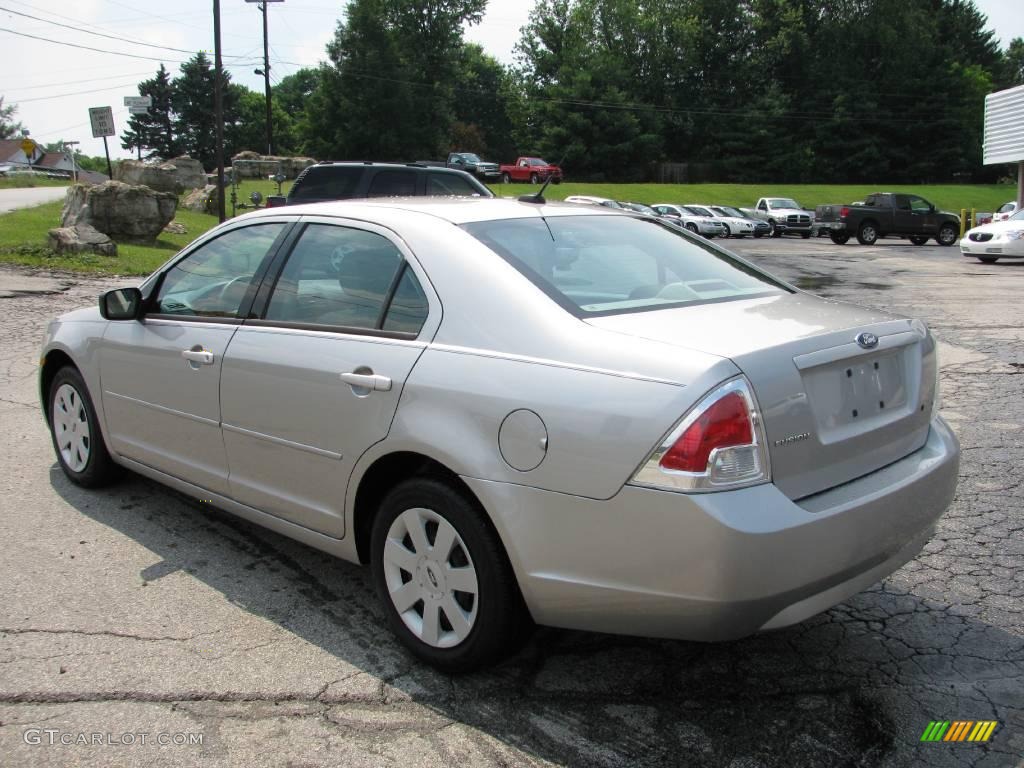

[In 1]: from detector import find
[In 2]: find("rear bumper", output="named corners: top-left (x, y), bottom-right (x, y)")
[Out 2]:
top-left (465, 416), bottom-right (959, 641)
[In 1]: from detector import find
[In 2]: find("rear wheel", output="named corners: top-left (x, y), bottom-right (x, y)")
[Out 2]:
top-left (501, 172), bottom-right (511, 184)
top-left (978, 257), bottom-right (999, 263)
top-left (829, 231), bottom-right (851, 245)
top-left (909, 235), bottom-right (929, 246)
top-left (856, 221), bottom-right (880, 246)
top-left (936, 223), bottom-right (958, 246)
top-left (48, 366), bottom-right (120, 488)
top-left (371, 478), bottom-right (529, 671)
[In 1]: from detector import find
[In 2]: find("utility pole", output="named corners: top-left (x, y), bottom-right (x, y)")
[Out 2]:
top-left (249, 0), bottom-right (282, 156)
top-left (213, 0), bottom-right (226, 222)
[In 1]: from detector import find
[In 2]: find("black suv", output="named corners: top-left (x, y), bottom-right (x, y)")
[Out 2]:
top-left (267, 162), bottom-right (494, 207)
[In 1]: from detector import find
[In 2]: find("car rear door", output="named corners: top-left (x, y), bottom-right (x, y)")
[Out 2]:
top-left (99, 221), bottom-right (292, 494)
top-left (218, 217), bottom-right (439, 538)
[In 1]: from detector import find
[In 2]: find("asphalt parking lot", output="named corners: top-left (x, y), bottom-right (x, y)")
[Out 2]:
top-left (0, 236), bottom-right (1022, 768)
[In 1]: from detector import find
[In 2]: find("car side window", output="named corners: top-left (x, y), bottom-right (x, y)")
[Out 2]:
top-left (895, 195), bottom-right (912, 211)
top-left (264, 224), bottom-right (404, 331)
top-left (427, 173), bottom-right (479, 197)
top-left (382, 266), bottom-right (429, 334)
top-left (289, 167), bottom-right (362, 201)
top-left (758, 201), bottom-right (767, 211)
top-left (152, 223), bottom-right (286, 318)
top-left (367, 171), bottom-right (417, 197)
top-left (909, 196), bottom-right (931, 213)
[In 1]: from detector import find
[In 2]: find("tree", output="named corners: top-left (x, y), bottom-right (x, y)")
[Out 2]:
top-left (1006, 38), bottom-right (1024, 86)
top-left (172, 52), bottom-right (239, 170)
top-left (121, 64), bottom-right (179, 160)
top-left (0, 96), bottom-right (24, 140)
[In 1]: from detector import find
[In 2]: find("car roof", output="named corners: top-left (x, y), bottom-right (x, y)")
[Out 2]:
top-left (242, 197), bottom-right (625, 226)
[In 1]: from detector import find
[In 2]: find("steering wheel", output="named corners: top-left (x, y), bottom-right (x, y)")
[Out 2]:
top-left (217, 275), bottom-right (251, 304)
top-left (328, 244), bottom-right (353, 273)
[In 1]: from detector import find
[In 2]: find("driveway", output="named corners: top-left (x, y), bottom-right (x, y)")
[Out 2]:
top-left (0, 239), bottom-right (1021, 767)
top-left (0, 186), bottom-right (69, 214)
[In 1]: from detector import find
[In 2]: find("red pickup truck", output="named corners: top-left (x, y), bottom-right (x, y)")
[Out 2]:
top-left (499, 157), bottom-right (563, 184)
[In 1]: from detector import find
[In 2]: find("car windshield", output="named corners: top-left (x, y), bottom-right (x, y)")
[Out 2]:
top-left (714, 206), bottom-right (742, 218)
top-left (770, 198), bottom-right (801, 209)
top-left (688, 206), bottom-right (714, 217)
top-left (682, 206), bottom-right (707, 216)
top-left (1009, 209), bottom-right (1024, 222)
top-left (463, 215), bottom-right (788, 317)
top-left (527, 158), bottom-right (549, 167)
top-left (461, 153), bottom-right (480, 163)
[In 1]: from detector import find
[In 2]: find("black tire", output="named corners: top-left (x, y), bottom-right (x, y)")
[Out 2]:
top-left (856, 221), bottom-right (880, 246)
top-left (909, 235), bottom-right (929, 246)
top-left (829, 231), bottom-right (851, 245)
top-left (551, 177), bottom-right (561, 185)
top-left (753, 231), bottom-right (764, 238)
top-left (529, 173), bottom-right (539, 184)
top-left (685, 222), bottom-right (699, 234)
top-left (936, 223), bottom-right (958, 246)
top-left (768, 220), bottom-right (780, 237)
top-left (501, 172), bottom-right (511, 184)
top-left (801, 231), bottom-right (812, 239)
top-left (978, 257), bottom-right (999, 263)
top-left (722, 224), bottom-right (731, 238)
top-left (48, 366), bottom-right (121, 488)
top-left (370, 477), bottom-right (530, 671)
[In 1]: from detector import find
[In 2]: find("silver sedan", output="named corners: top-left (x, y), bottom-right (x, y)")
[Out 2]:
top-left (40, 198), bottom-right (959, 670)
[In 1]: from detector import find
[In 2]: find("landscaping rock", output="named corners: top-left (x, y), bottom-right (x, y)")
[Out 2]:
top-left (231, 152), bottom-right (316, 180)
top-left (114, 155), bottom-right (207, 193)
top-left (183, 185), bottom-right (217, 214)
top-left (163, 221), bottom-right (187, 234)
top-left (47, 223), bottom-right (117, 257)
top-left (62, 181), bottom-right (177, 243)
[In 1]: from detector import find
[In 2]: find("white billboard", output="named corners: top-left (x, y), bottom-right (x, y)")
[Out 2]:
top-left (983, 84), bottom-right (1024, 165)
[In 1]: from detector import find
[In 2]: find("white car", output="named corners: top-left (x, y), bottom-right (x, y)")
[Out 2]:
top-left (652, 204), bottom-right (726, 238)
top-left (993, 201), bottom-right (1018, 222)
top-left (685, 204), bottom-right (755, 238)
top-left (564, 195), bottom-right (623, 209)
top-left (961, 208), bottom-right (1024, 263)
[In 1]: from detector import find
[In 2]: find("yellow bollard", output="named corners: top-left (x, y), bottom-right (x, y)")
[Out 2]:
top-left (971, 208), bottom-right (976, 229)
top-left (960, 209), bottom-right (967, 238)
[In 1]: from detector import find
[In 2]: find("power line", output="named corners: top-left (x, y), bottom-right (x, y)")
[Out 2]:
top-left (0, 70), bottom-right (152, 92)
top-left (12, 82), bottom-right (142, 103)
top-left (0, 26), bottom-right (187, 62)
top-left (0, 6), bottom-right (254, 59)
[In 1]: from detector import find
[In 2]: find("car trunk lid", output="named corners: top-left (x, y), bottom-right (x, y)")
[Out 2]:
top-left (588, 294), bottom-right (937, 499)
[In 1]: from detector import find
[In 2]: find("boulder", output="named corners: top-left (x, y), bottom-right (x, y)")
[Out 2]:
top-left (163, 221), bottom-right (187, 234)
top-left (183, 185), bottom-right (217, 214)
top-left (62, 181), bottom-right (177, 243)
top-left (47, 223), bottom-right (117, 257)
top-left (231, 152), bottom-right (316, 180)
top-left (114, 155), bottom-right (207, 193)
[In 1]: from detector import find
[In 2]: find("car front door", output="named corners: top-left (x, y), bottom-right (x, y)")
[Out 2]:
top-left (219, 218), bottom-right (437, 538)
top-left (908, 195), bottom-right (938, 235)
top-left (99, 221), bottom-right (291, 495)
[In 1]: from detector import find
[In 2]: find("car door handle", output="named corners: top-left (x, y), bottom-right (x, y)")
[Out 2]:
top-left (181, 349), bottom-right (215, 365)
top-left (340, 372), bottom-right (392, 392)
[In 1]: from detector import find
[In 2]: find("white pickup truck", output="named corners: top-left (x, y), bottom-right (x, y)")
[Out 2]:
top-left (740, 197), bottom-right (814, 238)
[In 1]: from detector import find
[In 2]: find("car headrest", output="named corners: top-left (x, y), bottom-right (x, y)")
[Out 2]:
top-left (337, 248), bottom-right (399, 300)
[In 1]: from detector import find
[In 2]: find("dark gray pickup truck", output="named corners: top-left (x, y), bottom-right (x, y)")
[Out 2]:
top-left (815, 192), bottom-right (960, 246)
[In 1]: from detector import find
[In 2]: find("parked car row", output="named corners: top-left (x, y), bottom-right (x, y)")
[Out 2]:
top-left (961, 206), bottom-right (1024, 263)
top-left (563, 196), bottom-right (773, 240)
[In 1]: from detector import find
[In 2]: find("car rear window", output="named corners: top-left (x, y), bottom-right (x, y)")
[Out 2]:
top-left (463, 215), bottom-right (788, 316)
top-left (289, 166), bottom-right (362, 201)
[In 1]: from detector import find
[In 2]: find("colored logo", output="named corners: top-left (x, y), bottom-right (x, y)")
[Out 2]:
top-left (856, 332), bottom-right (879, 349)
top-left (920, 721), bottom-right (998, 742)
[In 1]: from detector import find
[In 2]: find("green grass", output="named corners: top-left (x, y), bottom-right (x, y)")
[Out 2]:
top-left (0, 179), bottom-right (293, 276)
top-left (0, 179), bottom-right (1013, 275)
top-left (511, 183), bottom-right (1016, 213)
top-left (0, 177), bottom-right (72, 189)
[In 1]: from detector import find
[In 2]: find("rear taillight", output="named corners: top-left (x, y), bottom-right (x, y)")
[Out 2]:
top-left (266, 196), bottom-right (286, 208)
top-left (840, 206), bottom-right (849, 218)
top-left (631, 378), bottom-right (770, 492)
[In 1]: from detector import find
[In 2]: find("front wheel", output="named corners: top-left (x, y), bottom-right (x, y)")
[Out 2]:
top-left (371, 478), bottom-right (529, 671)
top-left (48, 366), bottom-right (121, 487)
top-left (829, 231), bottom-right (851, 245)
top-left (685, 222), bottom-right (699, 234)
top-left (501, 172), bottom-right (511, 184)
top-left (856, 221), bottom-right (879, 246)
top-left (909, 235), bottom-right (929, 246)
top-left (936, 223), bottom-right (958, 246)
top-left (753, 231), bottom-right (764, 238)
top-left (529, 173), bottom-right (539, 184)
top-left (800, 231), bottom-right (811, 239)
top-left (722, 224), bottom-right (731, 238)
top-left (768, 220), bottom-right (780, 237)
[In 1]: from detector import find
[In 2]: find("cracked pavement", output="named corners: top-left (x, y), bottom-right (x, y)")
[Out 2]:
top-left (0, 237), bottom-right (1021, 767)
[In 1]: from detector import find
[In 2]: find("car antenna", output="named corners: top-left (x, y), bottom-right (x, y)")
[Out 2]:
top-left (518, 152), bottom-right (566, 205)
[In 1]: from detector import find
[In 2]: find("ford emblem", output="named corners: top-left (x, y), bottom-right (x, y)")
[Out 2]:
top-left (856, 332), bottom-right (879, 349)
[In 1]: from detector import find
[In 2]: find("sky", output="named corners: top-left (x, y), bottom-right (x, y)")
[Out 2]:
top-left (1, 0), bottom-right (1021, 161)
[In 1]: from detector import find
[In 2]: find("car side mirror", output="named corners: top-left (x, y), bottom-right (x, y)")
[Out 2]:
top-left (99, 287), bottom-right (142, 320)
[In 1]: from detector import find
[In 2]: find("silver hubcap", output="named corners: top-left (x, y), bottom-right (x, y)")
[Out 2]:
top-left (940, 228), bottom-right (955, 244)
top-left (382, 507), bottom-right (479, 648)
top-left (863, 226), bottom-right (876, 241)
top-left (53, 383), bottom-right (90, 472)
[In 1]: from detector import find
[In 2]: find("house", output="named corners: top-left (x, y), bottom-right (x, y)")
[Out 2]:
top-left (0, 139), bottom-right (107, 183)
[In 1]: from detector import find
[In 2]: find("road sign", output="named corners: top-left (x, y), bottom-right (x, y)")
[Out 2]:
top-left (88, 107), bottom-right (115, 138)
top-left (20, 138), bottom-right (34, 157)
top-left (128, 106), bottom-right (150, 115)
top-left (124, 95), bottom-right (152, 108)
